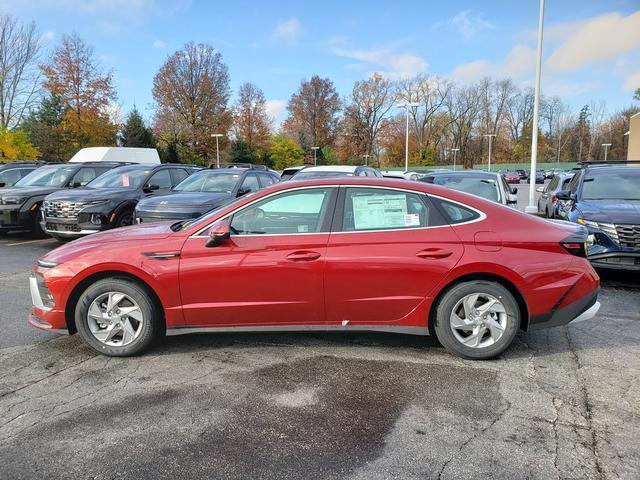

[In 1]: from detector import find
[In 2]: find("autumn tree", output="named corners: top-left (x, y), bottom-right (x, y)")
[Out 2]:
top-left (153, 42), bottom-right (232, 164)
top-left (268, 134), bottom-right (304, 170)
top-left (232, 82), bottom-right (271, 154)
top-left (40, 33), bottom-right (117, 148)
top-left (342, 73), bottom-right (394, 163)
top-left (21, 93), bottom-right (69, 160)
top-left (121, 107), bottom-right (155, 148)
top-left (0, 128), bottom-right (39, 160)
top-left (0, 15), bottom-right (42, 129)
top-left (283, 75), bottom-right (341, 161)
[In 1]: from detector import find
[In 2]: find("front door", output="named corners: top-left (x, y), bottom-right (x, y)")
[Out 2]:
top-left (179, 187), bottom-right (337, 327)
top-left (324, 187), bottom-right (464, 326)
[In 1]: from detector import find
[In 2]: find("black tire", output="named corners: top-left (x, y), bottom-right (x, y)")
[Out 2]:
top-left (31, 208), bottom-right (46, 238)
top-left (546, 206), bottom-right (551, 219)
top-left (114, 209), bottom-right (135, 228)
top-left (433, 281), bottom-right (520, 360)
top-left (75, 277), bottom-right (162, 356)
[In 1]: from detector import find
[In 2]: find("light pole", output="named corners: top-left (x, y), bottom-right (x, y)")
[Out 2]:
top-left (363, 154), bottom-right (370, 166)
top-left (602, 143), bottom-right (612, 161)
top-left (525, 0), bottom-right (545, 214)
top-left (451, 148), bottom-right (460, 170)
top-left (396, 102), bottom-right (419, 172)
top-left (311, 146), bottom-right (319, 166)
top-left (211, 134), bottom-right (224, 168)
top-left (484, 133), bottom-right (496, 172)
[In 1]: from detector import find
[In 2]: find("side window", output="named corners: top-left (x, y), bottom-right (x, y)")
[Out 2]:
top-left (69, 167), bottom-right (97, 187)
top-left (258, 173), bottom-right (278, 187)
top-left (431, 197), bottom-right (481, 225)
top-left (561, 177), bottom-right (572, 189)
top-left (546, 176), bottom-right (558, 192)
top-left (148, 169), bottom-right (172, 189)
top-left (0, 168), bottom-right (23, 186)
top-left (342, 187), bottom-right (432, 232)
top-left (230, 187), bottom-right (333, 235)
top-left (171, 168), bottom-right (190, 186)
top-left (240, 173), bottom-right (260, 193)
top-left (568, 172), bottom-right (581, 193)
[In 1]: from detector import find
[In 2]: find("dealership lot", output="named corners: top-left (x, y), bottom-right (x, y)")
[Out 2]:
top-left (1, 185), bottom-right (639, 479)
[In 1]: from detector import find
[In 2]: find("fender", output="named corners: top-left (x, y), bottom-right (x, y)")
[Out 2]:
top-left (109, 200), bottom-right (138, 225)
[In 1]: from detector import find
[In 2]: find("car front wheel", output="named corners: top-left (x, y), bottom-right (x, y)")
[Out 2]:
top-left (75, 278), bottom-right (162, 356)
top-left (434, 281), bottom-right (520, 360)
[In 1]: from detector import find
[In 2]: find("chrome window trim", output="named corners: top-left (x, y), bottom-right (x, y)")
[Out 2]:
top-left (190, 184), bottom-right (487, 238)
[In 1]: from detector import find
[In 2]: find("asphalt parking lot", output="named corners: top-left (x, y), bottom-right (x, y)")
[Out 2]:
top-left (1, 182), bottom-right (639, 479)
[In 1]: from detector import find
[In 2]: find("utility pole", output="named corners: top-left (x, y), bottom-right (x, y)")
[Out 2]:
top-left (451, 148), bottom-right (460, 170)
top-left (525, 0), bottom-right (545, 214)
top-left (396, 102), bottom-right (419, 172)
top-left (484, 134), bottom-right (496, 172)
top-left (211, 134), bottom-right (224, 168)
top-left (363, 154), bottom-right (370, 166)
top-left (311, 146), bottom-right (319, 166)
top-left (602, 143), bottom-right (612, 161)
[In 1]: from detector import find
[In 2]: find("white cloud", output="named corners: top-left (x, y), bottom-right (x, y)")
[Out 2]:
top-left (152, 39), bottom-right (167, 48)
top-left (451, 44), bottom-right (536, 82)
top-left (547, 11), bottom-right (640, 72)
top-left (623, 71), bottom-right (640, 92)
top-left (449, 10), bottom-right (492, 40)
top-left (542, 79), bottom-right (600, 98)
top-left (333, 43), bottom-right (428, 79)
top-left (271, 17), bottom-right (302, 46)
top-left (265, 99), bottom-right (287, 130)
top-left (40, 30), bottom-right (54, 43)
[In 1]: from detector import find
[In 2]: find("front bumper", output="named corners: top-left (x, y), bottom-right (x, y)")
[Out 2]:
top-left (41, 214), bottom-right (106, 238)
top-left (589, 252), bottom-right (640, 271)
top-left (0, 205), bottom-right (32, 231)
top-left (29, 270), bottom-right (69, 333)
top-left (528, 289), bottom-right (600, 331)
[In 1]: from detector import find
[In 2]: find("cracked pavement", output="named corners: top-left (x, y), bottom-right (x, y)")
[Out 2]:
top-left (1, 233), bottom-right (639, 479)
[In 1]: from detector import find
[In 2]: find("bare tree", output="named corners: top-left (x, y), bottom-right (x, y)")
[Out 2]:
top-left (444, 84), bottom-right (481, 168)
top-left (343, 73), bottom-right (394, 162)
top-left (0, 14), bottom-right (41, 129)
top-left (232, 82), bottom-right (272, 152)
top-left (505, 87), bottom-right (535, 160)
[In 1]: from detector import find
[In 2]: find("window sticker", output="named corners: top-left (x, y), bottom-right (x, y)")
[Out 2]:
top-left (404, 213), bottom-right (420, 226)
top-left (297, 224), bottom-right (309, 233)
top-left (122, 174), bottom-right (130, 187)
top-left (352, 194), bottom-right (407, 230)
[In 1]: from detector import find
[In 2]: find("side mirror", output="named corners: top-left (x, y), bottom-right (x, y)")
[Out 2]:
top-left (0, 182), bottom-right (5, 187)
top-left (205, 218), bottom-right (231, 247)
top-left (143, 184), bottom-right (160, 193)
top-left (236, 187), bottom-right (250, 197)
top-left (556, 189), bottom-right (573, 201)
top-left (536, 186), bottom-right (544, 193)
top-left (511, 187), bottom-right (518, 194)
top-left (72, 181), bottom-right (83, 188)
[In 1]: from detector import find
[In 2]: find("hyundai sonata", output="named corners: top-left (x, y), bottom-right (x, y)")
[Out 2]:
top-left (29, 178), bottom-right (600, 360)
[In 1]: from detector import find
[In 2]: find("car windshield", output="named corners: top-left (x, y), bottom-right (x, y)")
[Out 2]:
top-left (175, 171), bottom-right (241, 193)
top-left (581, 170), bottom-right (640, 200)
top-left (87, 166), bottom-right (152, 189)
top-left (293, 170), bottom-right (354, 179)
top-left (429, 175), bottom-right (501, 202)
top-left (13, 165), bottom-right (77, 187)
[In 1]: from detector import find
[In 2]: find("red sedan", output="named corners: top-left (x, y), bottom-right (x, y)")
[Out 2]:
top-left (29, 178), bottom-right (600, 360)
top-left (504, 172), bottom-right (521, 184)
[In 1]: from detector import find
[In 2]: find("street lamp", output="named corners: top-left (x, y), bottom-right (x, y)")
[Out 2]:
top-left (450, 148), bottom-right (460, 170)
top-left (311, 146), bottom-right (319, 166)
top-left (602, 143), bottom-right (612, 161)
top-left (525, 0), bottom-right (545, 214)
top-left (484, 133), bottom-right (496, 172)
top-left (363, 154), bottom-right (370, 166)
top-left (211, 134), bottom-right (224, 168)
top-left (396, 102), bottom-right (419, 172)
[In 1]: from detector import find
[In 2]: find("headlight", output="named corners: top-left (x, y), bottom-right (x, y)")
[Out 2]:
top-left (1, 196), bottom-right (28, 205)
top-left (37, 259), bottom-right (60, 268)
top-left (586, 234), bottom-right (595, 248)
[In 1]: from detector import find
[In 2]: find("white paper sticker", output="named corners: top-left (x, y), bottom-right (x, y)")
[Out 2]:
top-left (297, 224), bottom-right (309, 233)
top-left (404, 213), bottom-right (420, 226)
top-left (352, 194), bottom-right (407, 230)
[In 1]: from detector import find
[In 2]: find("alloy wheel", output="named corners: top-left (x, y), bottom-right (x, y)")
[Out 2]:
top-left (87, 291), bottom-right (144, 347)
top-left (449, 293), bottom-right (508, 348)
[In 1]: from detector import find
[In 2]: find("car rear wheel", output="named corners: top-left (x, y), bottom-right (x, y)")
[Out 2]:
top-left (75, 278), bottom-right (161, 356)
top-left (434, 281), bottom-right (520, 360)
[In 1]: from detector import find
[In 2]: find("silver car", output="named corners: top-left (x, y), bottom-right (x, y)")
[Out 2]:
top-left (419, 170), bottom-right (518, 206)
top-left (537, 172), bottom-right (574, 218)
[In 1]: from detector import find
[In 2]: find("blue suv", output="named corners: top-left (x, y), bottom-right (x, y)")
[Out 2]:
top-left (557, 161), bottom-right (640, 271)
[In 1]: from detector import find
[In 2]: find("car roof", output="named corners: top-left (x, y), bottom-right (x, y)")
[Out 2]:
top-left (583, 165), bottom-right (640, 174)
top-left (424, 170), bottom-right (499, 178)
top-left (299, 165), bottom-right (363, 173)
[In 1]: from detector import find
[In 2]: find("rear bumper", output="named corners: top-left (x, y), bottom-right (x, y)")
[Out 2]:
top-left (528, 289), bottom-right (600, 331)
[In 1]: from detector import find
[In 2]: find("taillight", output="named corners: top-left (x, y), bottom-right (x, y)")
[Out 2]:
top-left (561, 242), bottom-right (587, 257)
top-left (551, 195), bottom-right (557, 204)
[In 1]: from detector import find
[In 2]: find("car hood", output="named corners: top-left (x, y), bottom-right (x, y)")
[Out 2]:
top-left (577, 199), bottom-right (640, 224)
top-left (137, 191), bottom-right (232, 210)
top-left (0, 186), bottom-right (64, 199)
top-left (45, 187), bottom-right (136, 202)
top-left (41, 222), bottom-right (176, 265)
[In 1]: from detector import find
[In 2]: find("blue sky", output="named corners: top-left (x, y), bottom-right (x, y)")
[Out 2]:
top-left (4, 0), bottom-right (640, 124)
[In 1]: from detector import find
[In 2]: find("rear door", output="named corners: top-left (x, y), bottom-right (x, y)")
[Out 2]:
top-left (324, 186), bottom-right (464, 326)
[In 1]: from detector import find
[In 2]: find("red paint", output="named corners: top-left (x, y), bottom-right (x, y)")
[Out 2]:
top-left (30, 177), bottom-right (599, 336)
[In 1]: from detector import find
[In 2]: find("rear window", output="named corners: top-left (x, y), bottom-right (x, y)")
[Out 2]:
top-left (431, 197), bottom-right (481, 224)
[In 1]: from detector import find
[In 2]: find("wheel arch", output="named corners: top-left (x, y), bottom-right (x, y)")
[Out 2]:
top-left (64, 270), bottom-right (165, 334)
top-left (428, 271), bottom-right (530, 334)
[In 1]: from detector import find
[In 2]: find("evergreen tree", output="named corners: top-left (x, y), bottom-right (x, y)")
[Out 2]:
top-left (121, 107), bottom-right (156, 148)
top-left (20, 94), bottom-right (70, 161)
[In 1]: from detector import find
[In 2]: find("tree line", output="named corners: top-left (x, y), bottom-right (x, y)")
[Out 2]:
top-left (1, 14), bottom-right (638, 168)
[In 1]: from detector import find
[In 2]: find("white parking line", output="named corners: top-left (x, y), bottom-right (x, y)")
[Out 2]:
top-left (5, 239), bottom-right (53, 246)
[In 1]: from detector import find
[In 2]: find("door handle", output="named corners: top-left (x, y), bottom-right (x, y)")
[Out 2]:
top-left (416, 248), bottom-right (452, 259)
top-left (285, 251), bottom-right (322, 261)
